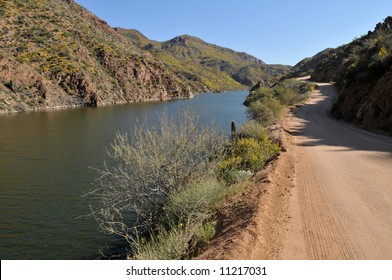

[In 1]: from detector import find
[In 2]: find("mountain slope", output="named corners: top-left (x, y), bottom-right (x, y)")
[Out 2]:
top-left (288, 17), bottom-right (392, 133)
top-left (288, 48), bottom-right (334, 78)
top-left (116, 28), bottom-right (291, 92)
top-left (0, 0), bottom-right (189, 113)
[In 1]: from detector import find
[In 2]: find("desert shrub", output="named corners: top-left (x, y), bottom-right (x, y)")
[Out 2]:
top-left (194, 222), bottom-right (216, 245)
top-left (221, 169), bottom-right (253, 184)
top-left (131, 225), bottom-right (193, 260)
top-left (126, 177), bottom-right (227, 260)
top-left (219, 134), bottom-right (280, 174)
top-left (131, 221), bottom-right (215, 260)
top-left (245, 79), bottom-right (313, 107)
top-left (275, 86), bottom-right (302, 105)
top-left (248, 97), bottom-right (284, 126)
top-left (166, 178), bottom-right (226, 226)
top-left (275, 79), bottom-right (314, 105)
top-left (243, 87), bottom-right (274, 105)
top-left (90, 113), bottom-right (225, 251)
top-left (245, 79), bottom-right (314, 127)
top-left (132, 179), bottom-right (225, 260)
top-left (240, 119), bottom-right (268, 140)
top-left (219, 119), bottom-right (280, 180)
top-left (236, 138), bottom-right (279, 171)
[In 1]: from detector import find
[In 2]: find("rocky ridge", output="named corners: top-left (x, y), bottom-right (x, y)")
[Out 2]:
top-left (116, 28), bottom-right (291, 93)
top-left (0, 0), bottom-right (189, 113)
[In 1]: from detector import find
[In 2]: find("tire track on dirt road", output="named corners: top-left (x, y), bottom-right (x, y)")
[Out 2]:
top-left (283, 82), bottom-right (392, 259)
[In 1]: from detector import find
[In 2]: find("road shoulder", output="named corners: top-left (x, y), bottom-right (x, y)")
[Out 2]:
top-left (197, 121), bottom-right (297, 259)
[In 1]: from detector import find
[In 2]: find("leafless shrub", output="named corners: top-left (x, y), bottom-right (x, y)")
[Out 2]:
top-left (89, 113), bottom-right (225, 249)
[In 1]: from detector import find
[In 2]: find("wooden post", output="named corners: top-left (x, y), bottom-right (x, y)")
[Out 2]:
top-left (231, 121), bottom-right (237, 144)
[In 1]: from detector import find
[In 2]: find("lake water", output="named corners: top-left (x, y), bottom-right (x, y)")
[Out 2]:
top-left (0, 90), bottom-right (249, 259)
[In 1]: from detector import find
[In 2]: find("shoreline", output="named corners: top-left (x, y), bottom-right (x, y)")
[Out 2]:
top-left (0, 88), bottom-right (250, 116)
top-left (0, 94), bottom-right (193, 116)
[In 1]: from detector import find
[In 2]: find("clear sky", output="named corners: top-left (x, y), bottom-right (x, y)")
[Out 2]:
top-left (74, 0), bottom-right (391, 66)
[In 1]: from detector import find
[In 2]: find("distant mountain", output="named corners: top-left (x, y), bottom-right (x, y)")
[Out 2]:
top-left (116, 28), bottom-right (291, 92)
top-left (0, 0), bottom-right (189, 113)
top-left (288, 16), bottom-right (392, 134)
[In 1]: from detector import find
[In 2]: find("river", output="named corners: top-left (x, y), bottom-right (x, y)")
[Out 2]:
top-left (0, 90), bottom-right (248, 259)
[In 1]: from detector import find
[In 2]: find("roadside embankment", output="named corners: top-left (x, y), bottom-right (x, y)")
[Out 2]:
top-left (197, 121), bottom-right (296, 259)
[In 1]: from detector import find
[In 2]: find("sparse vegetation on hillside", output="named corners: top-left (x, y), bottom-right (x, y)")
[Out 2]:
top-left (291, 17), bottom-right (392, 85)
top-left (116, 28), bottom-right (291, 93)
top-left (0, 0), bottom-right (186, 113)
top-left (288, 16), bottom-right (392, 133)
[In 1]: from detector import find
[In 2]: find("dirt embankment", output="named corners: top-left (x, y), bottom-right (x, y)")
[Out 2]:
top-left (197, 122), bottom-right (297, 259)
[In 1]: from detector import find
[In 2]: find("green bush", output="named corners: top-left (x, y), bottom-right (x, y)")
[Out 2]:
top-left (131, 225), bottom-right (192, 260)
top-left (219, 133), bottom-right (280, 174)
top-left (236, 138), bottom-right (279, 171)
top-left (130, 178), bottom-right (225, 260)
top-left (194, 222), bottom-right (216, 245)
top-left (245, 79), bottom-right (314, 127)
top-left (275, 79), bottom-right (313, 105)
top-left (166, 178), bottom-right (225, 225)
top-left (244, 87), bottom-right (274, 105)
top-left (240, 119), bottom-right (267, 140)
top-left (221, 169), bottom-right (253, 184)
top-left (275, 86), bottom-right (302, 105)
top-left (248, 97), bottom-right (283, 126)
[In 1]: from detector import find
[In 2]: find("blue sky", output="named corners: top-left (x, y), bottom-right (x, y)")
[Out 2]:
top-left (74, 0), bottom-right (391, 65)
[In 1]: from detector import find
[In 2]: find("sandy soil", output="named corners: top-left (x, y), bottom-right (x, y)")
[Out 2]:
top-left (198, 82), bottom-right (392, 260)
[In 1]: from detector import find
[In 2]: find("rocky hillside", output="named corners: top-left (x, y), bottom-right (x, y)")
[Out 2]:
top-left (289, 17), bottom-right (392, 134)
top-left (116, 28), bottom-right (291, 92)
top-left (0, 0), bottom-right (190, 113)
top-left (288, 48), bottom-right (334, 78)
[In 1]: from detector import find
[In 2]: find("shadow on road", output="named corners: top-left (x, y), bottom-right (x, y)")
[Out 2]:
top-left (288, 84), bottom-right (392, 155)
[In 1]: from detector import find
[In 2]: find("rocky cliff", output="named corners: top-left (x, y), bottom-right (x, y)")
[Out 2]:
top-left (0, 0), bottom-right (188, 113)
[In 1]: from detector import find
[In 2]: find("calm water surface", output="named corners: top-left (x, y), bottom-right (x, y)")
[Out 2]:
top-left (0, 91), bottom-right (248, 259)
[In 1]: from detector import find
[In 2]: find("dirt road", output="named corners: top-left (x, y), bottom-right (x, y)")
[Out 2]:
top-left (283, 83), bottom-right (392, 259)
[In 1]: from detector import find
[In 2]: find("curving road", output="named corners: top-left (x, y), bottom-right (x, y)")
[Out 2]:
top-left (283, 82), bottom-right (392, 259)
